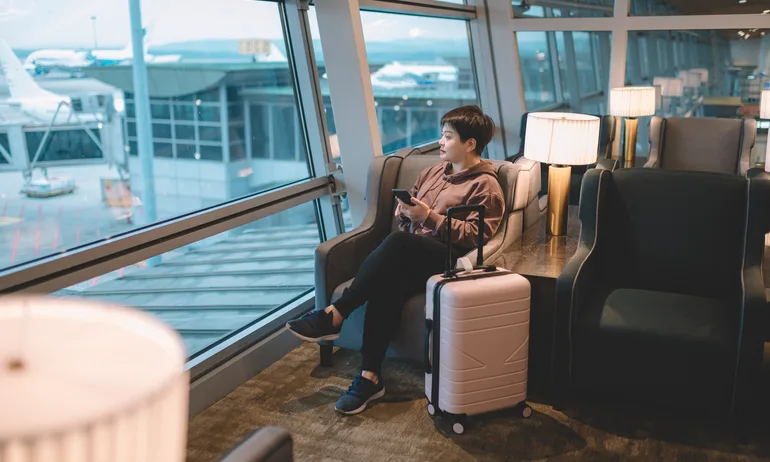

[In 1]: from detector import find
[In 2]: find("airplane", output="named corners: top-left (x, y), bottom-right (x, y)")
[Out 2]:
top-left (23, 49), bottom-right (92, 75)
top-left (370, 61), bottom-right (458, 90)
top-left (0, 39), bottom-right (101, 125)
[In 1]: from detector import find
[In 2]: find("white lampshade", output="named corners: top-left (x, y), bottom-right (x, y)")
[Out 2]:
top-left (678, 70), bottom-right (701, 88)
top-left (690, 68), bottom-right (709, 83)
top-left (523, 112), bottom-right (600, 166)
top-left (653, 77), bottom-right (684, 97)
top-left (0, 296), bottom-right (188, 462)
top-left (609, 87), bottom-right (656, 118)
top-left (761, 89), bottom-right (770, 119)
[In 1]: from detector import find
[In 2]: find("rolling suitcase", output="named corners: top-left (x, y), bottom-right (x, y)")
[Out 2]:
top-left (425, 205), bottom-right (532, 435)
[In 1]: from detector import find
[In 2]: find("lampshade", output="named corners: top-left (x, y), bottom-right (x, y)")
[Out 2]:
top-left (522, 112), bottom-right (600, 166)
top-left (690, 68), bottom-right (709, 83)
top-left (0, 296), bottom-right (188, 462)
top-left (761, 89), bottom-right (770, 119)
top-left (609, 87), bottom-right (656, 118)
top-left (678, 70), bottom-right (701, 88)
top-left (653, 77), bottom-right (684, 97)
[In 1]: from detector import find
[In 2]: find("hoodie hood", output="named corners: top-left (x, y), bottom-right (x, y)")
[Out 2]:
top-left (442, 160), bottom-right (499, 184)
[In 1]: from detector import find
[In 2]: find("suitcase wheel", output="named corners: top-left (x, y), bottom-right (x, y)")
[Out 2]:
top-left (452, 418), bottom-right (467, 435)
top-left (521, 404), bottom-right (533, 419)
top-left (427, 403), bottom-right (436, 416)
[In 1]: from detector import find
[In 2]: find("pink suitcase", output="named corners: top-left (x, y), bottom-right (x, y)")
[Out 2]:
top-left (425, 205), bottom-right (532, 435)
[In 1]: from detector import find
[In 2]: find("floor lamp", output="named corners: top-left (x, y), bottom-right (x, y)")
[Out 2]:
top-left (609, 87), bottom-right (656, 168)
top-left (523, 112), bottom-right (600, 236)
top-left (0, 296), bottom-right (189, 462)
top-left (653, 77), bottom-right (684, 116)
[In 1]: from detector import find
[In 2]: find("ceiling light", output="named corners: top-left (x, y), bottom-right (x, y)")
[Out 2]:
top-left (763, 9), bottom-right (770, 13)
top-left (738, 30), bottom-right (745, 36)
top-left (738, 0), bottom-right (747, 3)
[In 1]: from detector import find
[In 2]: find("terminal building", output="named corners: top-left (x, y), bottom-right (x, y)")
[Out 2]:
top-left (1, 0), bottom-right (770, 460)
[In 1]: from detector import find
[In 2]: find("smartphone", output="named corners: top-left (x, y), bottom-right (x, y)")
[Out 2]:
top-left (393, 189), bottom-right (415, 206)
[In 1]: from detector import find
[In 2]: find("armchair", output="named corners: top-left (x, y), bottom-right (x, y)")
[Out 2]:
top-left (315, 143), bottom-right (541, 364)
top-left (645, 116), bottom-right (756, 175)
top-left (553, 167), bottom-right (770, 418)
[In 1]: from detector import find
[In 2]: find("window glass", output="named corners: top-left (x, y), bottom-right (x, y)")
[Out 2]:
top-left (56, 203), bottom-right (321, 358)
top-left (516, 32), bottom-right (557, 109)
top-left (630, 1), bottom-right (767, 15)
top-left (0, 0), bottom-right (313, 273)
top-left (0, 133), bottom-right (10, 164)
top-left (360, 11), bottom-right (479, 154)
top-left (574, 32), bottom-right (599, 95)
top-left (515, 0), bottom-right (613, 18)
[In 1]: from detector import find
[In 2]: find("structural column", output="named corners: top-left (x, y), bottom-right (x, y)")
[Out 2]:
top-left (315, 0), bottom-right (383, 227)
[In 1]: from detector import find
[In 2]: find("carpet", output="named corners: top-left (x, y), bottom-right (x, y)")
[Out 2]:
top-left (187, 343), bottom-right (770, 461)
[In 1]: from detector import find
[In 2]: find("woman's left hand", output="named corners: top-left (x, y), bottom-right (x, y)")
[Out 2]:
top-left (397, 197), bottom-right (431, 224)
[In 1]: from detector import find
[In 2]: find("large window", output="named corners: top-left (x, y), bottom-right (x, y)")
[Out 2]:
top-left (57, 202), bottom-right (321, 358)
top-left (630, 0), bottom-right (767, 15)
top-left (517, 32), bottom-right (558, 110)
top-left (360, 11), bottom-right (479, 154)
top-left (0, 0), bottom-right (313, 273)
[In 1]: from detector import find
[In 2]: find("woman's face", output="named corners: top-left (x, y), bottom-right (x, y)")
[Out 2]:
top-left (439, 124), bottom-right (476, 163)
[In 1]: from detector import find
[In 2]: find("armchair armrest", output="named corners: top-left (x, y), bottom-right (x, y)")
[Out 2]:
top-left (220, 427), bottom-right (293, 462)
top-left (732, 168), bottom-right (770, 420)
top-left (314, 155), bottom-right (403, 310)
top-left (596, 158), bottom-right (617, 171)
top-left (552, 168), bottom-right (610, 401)
top-left (644, 116), bottom-right (664, 168)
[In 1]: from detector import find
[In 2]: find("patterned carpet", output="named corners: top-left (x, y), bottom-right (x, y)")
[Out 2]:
top-left (187, 343), bottom-right (770, 462)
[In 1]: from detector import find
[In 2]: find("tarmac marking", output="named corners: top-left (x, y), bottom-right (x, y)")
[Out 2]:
top-left (0, 217), bottom-right (22, 227)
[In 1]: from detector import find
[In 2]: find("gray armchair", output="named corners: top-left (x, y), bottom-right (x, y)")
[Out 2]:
top-left (315, 143), bottom-right (541, 365)
top-left (645, 116), bottom-right (756, 175)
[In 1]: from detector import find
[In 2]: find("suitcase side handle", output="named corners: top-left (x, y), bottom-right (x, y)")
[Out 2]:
top-left (424, 318), bottom-right (433, 374)
top-left (445, 205), bottom-right (486, 277)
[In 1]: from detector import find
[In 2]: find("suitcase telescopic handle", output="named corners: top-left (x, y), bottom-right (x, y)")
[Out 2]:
top-left (445, 205), bottom-right (486, 276)
top-left (424, 318), bottom-right (433, 374)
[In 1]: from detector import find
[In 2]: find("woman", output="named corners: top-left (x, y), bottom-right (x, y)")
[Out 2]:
top-left (287, 105), bottom-right (505, 415)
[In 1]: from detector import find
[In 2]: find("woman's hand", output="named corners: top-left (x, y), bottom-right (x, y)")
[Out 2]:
top-left (397, 197), bottom-right (431, 224)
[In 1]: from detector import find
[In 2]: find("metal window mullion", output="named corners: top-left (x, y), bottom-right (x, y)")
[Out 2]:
top-left (243, 99), bottom-right (253, 160)
top-left (563, 31), bottom-right (581, 112)
top-left (219, 84), bottom-right (231, 163)
top-left (546, 30), bottom-right (564, 104)
top-left (283, 0), bottom-right (345, 239)
top-left (0, 176), bottom-right (331, 295)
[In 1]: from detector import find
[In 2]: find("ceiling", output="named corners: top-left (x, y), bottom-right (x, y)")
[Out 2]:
top-left (663, 0), bottom-right (770, 15)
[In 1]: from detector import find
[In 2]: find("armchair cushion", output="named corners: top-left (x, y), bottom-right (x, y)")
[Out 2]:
top-left (645, 116), bottom-right (756, 175)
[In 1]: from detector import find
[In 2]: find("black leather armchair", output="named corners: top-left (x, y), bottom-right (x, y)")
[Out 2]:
top-left (644, 116), bottom-right (756, 176)
top-left (506, 112), bottom-right (618, 205)
top-left (553, 168), bottom-right (770, 418)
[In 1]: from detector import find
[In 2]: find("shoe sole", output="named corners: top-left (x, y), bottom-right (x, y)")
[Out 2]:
top-left (285, 323), bottom-right (340, 342)
top-left (335, 388), bottom-right (386, 415)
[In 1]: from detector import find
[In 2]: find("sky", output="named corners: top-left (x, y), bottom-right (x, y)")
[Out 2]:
top-left (1, 0), bottom-right (476, 50)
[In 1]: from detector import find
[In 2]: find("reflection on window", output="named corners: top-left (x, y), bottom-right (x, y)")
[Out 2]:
top-left (515, 0), bottom-right (613, 18)
top-left (0, 133), bottom-right (10, 164)
top-left (0, 0), bottom-right (313, 272)
top-left (574, 32), bottom-right (599, 95)
top-left (630, 0), bottom-right (759, 15)
top-left (517, 32), bottom-right (557, 110)
top-left (360, 11), bottom-right (479, 154)
top-left (55, 203), bottom-right (322, 357)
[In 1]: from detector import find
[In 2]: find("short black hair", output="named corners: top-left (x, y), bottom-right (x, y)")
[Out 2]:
top-left (440, 105), bottom-right (496, 156)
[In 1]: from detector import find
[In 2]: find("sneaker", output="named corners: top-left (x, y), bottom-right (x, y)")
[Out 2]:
top-left (335, 374), bottom-right (385, 415)
top-left (286, 309), bottom-right (341, 342)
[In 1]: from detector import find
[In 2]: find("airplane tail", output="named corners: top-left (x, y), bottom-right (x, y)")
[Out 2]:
top-left (0, 39), bottom-right (52, 100)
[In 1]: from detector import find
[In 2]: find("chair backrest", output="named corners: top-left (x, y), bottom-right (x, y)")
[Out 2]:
top-left (600, 168), bottom-right (748, 300)
top-left (648, 116), bottom-right (756, 175)
top-left (597, 115), bottom-right (616, 160)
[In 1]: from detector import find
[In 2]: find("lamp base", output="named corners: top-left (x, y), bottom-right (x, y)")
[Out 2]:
top-left (547, 164), bottom-right (571, 236)
top-left (623, 117), bottom-right (639, 168)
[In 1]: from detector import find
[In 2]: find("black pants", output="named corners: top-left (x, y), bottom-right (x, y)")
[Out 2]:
top-left (333, 232), bottom-right (449, 375)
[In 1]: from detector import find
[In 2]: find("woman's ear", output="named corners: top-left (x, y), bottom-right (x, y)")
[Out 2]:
top-left (465, 138), bottom-right (477, 153)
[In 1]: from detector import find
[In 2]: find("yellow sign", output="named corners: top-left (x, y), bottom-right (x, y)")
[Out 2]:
top-left (238, 39), bottom-right (272, 55)
top-left (103, 179), bottom-right (133, 208)
top-left (0, 217), bottom-right (22, 227)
